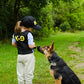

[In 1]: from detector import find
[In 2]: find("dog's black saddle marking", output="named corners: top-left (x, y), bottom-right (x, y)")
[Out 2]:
top-left (61, 66), bottom-right (81, 84)
top-left (49, 51), bottom-right (81, 84)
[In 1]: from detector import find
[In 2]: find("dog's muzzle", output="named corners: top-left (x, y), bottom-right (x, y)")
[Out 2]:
top-left (37, 46), bottom-right (44, 54)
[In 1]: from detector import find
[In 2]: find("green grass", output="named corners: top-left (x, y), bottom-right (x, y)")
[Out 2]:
top-left (0, 31), bottom-right (84, 84)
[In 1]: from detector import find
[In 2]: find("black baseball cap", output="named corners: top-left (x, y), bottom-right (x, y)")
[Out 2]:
top-left (20, 16), bottom-right (41, 30)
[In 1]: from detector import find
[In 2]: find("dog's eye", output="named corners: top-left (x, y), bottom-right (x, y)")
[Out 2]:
top-left (47, 46), bottom-right (49, 48)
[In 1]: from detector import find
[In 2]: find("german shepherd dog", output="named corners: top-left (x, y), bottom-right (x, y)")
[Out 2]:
top-left (37, 42), bottom-right (81, 84)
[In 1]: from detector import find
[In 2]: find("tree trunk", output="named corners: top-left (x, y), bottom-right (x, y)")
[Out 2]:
top-left (14, 0), bottom-right (21, 25)
top-left (0, 29), bottom-right (2, 40)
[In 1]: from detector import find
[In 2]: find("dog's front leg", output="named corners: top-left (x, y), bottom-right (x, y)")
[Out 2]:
top-left (55, 78), bottom-right (62, 84)
top-left (55, 76), bottom-right (62, 84)
top-left (50, 69), bottom-right (62, 84)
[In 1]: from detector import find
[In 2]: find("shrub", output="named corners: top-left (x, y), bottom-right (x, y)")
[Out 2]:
top-left (80, 23), bottom-right (84, 30)
top-left (59, 21), bottom-right (71, 31)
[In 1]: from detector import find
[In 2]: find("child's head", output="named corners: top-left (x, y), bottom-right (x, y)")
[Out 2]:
top-left (14, 16), bottom-right (41, 33)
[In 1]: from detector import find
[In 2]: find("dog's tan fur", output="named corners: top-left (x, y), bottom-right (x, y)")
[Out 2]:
top-left (44, 50), bottom-right (51, 60)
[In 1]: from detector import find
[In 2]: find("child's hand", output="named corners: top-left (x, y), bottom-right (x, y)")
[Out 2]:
top-left (29, 42), bottom-right (35, 49)
top-left (33, 42), bottom-right (35, 47)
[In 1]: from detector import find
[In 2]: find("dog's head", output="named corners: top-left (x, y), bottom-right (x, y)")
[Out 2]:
top-left (37, 42), bottom-right (54, 60)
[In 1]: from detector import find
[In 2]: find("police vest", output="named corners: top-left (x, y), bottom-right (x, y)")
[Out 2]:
top-left (14, 31), bottom-right (33, 54)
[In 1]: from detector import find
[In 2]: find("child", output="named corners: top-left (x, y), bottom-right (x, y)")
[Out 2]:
top-left (12, 16), bottom-right (41, 84)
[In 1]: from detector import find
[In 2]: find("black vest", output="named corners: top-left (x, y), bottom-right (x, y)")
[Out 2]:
top-left (14, 31), bottom-right (33, 54)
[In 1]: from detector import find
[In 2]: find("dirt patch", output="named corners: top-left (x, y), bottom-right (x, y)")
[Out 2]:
top-left (74, 42), bottom-right (79, 45)
top-left (74, 63), bottom-right (84, 81)
top-left (70, 54), bottom-right (80, 59)
top-left (78, 74), bottom-right (84, 80)
top-left (74, 63), bottom-right (84, 68)
top-left (68, 42), bottom-right (81, 52)
top-left (74, 47), bottom-right (81, 52)
top-left (68, 45), bottom-right (74, 50)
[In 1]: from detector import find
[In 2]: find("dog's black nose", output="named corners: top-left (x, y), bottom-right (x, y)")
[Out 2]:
top-left (32, 47), bottom-right (36, 49)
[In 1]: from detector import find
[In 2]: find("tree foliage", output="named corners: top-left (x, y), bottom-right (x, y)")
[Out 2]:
top-left (0, 0), bottom-right (84, 40)
top-left (52, 0), bottom-right (84, 32)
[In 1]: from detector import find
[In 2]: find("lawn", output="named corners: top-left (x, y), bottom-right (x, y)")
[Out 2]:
top-left (0, 31), bottom-right (84, 84)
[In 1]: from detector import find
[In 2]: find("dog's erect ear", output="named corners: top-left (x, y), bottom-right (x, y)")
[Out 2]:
top-left (48, 41), bottom-right (54, 52)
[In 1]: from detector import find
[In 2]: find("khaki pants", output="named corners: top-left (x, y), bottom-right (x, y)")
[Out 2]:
top-left (17, 53), bottom-right (35, 84)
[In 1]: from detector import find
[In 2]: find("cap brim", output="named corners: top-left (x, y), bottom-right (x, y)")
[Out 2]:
top-left (33, 24), bottom-right (42, 30)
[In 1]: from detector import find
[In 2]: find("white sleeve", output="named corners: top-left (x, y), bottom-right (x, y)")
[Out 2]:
top-left (27, 32), bottom-right (34, 45)
top-left (12, 34), bottom-right (16, 42)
